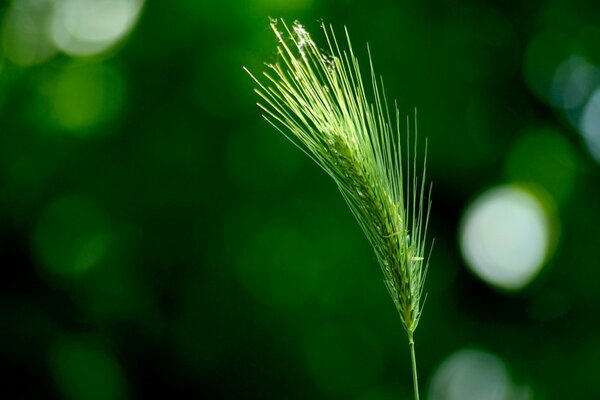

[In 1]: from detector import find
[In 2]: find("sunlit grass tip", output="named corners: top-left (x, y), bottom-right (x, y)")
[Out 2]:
top-left (245, 18), bottom-right (432, 400)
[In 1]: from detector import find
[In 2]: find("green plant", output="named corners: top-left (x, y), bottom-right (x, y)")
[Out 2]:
top-left (245, 19), bottom-right (432, 400)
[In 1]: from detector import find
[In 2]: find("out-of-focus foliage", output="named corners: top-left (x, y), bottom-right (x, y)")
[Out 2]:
top-left (1, 0), bottom-right (600, 399)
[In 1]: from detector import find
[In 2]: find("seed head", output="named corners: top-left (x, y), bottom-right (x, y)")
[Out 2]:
top-left (245, 19), bottom-right (432, 337)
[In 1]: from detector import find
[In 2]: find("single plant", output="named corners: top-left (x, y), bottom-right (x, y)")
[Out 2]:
top-left (245, 19), bottom-right (432, 400)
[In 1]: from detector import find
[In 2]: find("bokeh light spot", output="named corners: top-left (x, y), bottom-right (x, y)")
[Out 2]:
top-left (237, 225), bottom-right (323, 307)
top-left (34, 62), bottom-right (126, 135)
top-left (428, 349), bottom-right (512, 400)
top-left (2, 0), bottom-right (57, 66)
top-left (550, 55), bottom-right (599, 110)
top-left (459, 185), bottom-right (554, 290)
top-left (505, 128), bottom-right (577, 205)
top-left (51, 0), bottom-right (144, 57)
top-left (33, 195), bottom-right (112, 279)
top-left (303, 323), bottom-right (383, 396)
top-left (580, 87), bottom-right (600, 163)
top-left (49, 336), bottom-right (128, 400)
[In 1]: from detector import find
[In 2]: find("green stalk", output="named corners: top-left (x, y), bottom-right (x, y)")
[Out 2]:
top-left (409, 333), bottom-right (420, 400)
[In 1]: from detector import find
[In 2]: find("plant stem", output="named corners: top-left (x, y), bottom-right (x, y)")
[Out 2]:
top-left (409, 334), bottom-right (420, 400)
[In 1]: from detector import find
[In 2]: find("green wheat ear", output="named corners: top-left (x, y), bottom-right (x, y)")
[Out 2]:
top-left (245, 19), bottom-right (432, 400)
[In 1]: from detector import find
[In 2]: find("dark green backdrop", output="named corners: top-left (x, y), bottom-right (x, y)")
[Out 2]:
top-left (1, 0), bottom-right (600, 398)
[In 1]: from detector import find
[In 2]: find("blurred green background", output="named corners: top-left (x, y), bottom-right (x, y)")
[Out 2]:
top-left (2, 0), bottom-right (600, 398)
